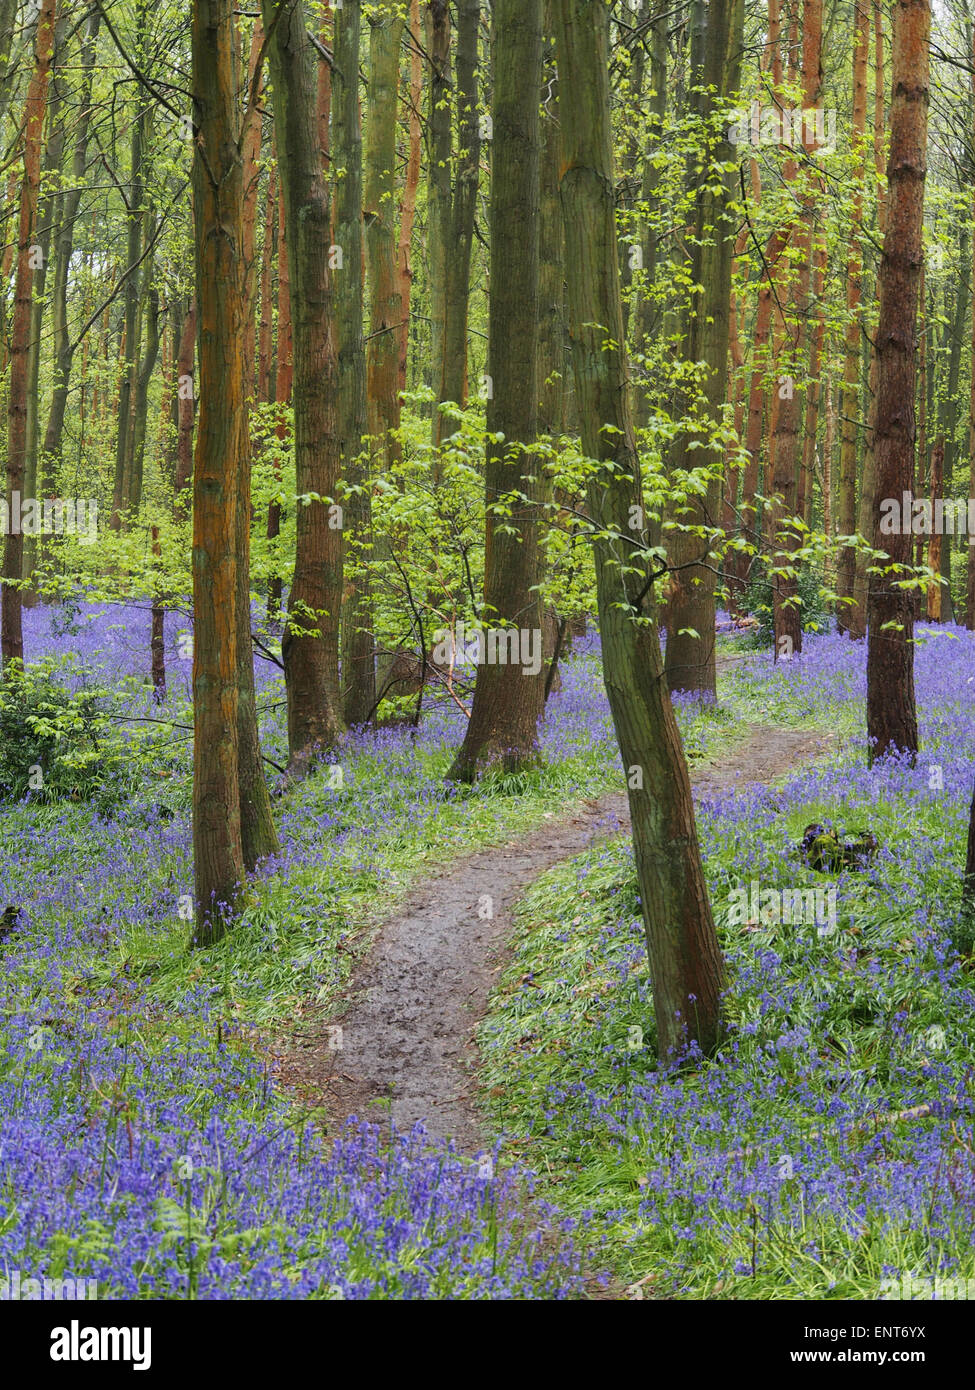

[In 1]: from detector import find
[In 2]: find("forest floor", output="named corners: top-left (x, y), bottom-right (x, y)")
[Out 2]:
top-left (4, 609), bottom-right (974, 1298)
top-left (272, 723), bottom-right (832, 1156)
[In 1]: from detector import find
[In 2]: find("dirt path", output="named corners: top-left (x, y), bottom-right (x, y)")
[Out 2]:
top-left (273, 723), bottom-right (831, 1156)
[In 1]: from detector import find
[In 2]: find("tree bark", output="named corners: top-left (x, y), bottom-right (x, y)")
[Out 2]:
top-left (2, 0), bottom-right (56, 666)
top-left (190, 0), bottom-right (246, 944)
top-left (554, 0), bottom-right (724, 1060)
top-left (334, 0), bottom-right (373, 726)
top-left (42, 8), bottom-right (99, 465)
top-left (865, 0), bottom-right (927, 765)
top-left (836, 0), bottom-right (870, 634)
top-left (662, 0), bottom-right (744, 695)
top-left (438, 0), bottom-right (480, 415)
top-left (263, 0), bottom-right (344, 767)
top-left (447, 0), bottom-right (544, 781)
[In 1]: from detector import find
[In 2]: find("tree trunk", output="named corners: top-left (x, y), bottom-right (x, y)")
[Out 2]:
top-left (263, 0), bottom-right (345, 767)
top-left (174, 298), bottom-right (196, 505)
top-left (447, 0), bottom-right (544, 781)
top-left (439, 0), bottom-right (480, 414)
top-left (769, 0), bottom-right (823, 663)
top-left (237, 26), bottom-right (279, 868)
top-left (266, 167), bottom-right (290, 622)
top-left (190, 0), bottom-right (246, 944)
top-left (865, 0), bottom-right (928, 765)
top-left (111, 75), bottom-right (150, 530)
top-left (24, 11), bottom-right (68, 595)
top-left (849, 0), bottom-right (889, 639)
top-left (554, 0), bottom-right (724, 1060)
top-left (397, 0), bottom-right (423, 398)
top-left (334, 0), bottom-right (373, 726)
top-left (2, 0), bottom-right (56, 667)
top-left (662, 0), bottom-right (744, 695)
top-left (43, 8), bottom-right (99, 465)
top-left (836, 0), bottom-right (870, 634)
top-left (425, 0), bottom-right (451, 437)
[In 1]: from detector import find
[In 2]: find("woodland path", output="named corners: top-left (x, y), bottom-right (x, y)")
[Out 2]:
top-left (272, 718), bottom-right (833, 1156)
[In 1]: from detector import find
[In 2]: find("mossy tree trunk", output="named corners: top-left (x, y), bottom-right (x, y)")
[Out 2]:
top-left (554, 0), bottom-right (725, 1060)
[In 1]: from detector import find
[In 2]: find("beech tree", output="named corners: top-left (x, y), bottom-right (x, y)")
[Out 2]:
top-left (447, 0), bottom-right (545, 781)
top-left (262, 0), bottom-right (344, 769)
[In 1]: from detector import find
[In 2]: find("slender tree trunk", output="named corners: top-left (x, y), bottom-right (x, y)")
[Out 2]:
top-left (554, 0), bottom-right (724, 1060)
top-left (769, 0), bottom-right (823, 662)
top-left (426, 0), bottom-right (451, 437)
top-left (174, 298), bottom-right (196, 505)
top-left (111, 61), bottom-right (150, 530)
top-left (398, 0), bottom-right (423, 398)
top-left (365, 4), bottom-right (405, 705)
top-left (335, 0), bottom-right (373, 726)
top-left (662, 0), bottom-right (744, 694)
top-left (237, 26), bottom-right (279, 867)
top-left (2, 0), bottom-right (56, 666)
top-left (925, 435), bottom-right (943, 620)
top-left (849, 0), bottom-right (889, 639)
top-left (267, 168), bottom-right (290, 622)
top-left (439, 0), bottom-right (480, 413)
top-left (837, 0), bottom-right (870, 633)
top-left (150, 524), bottom-right (166, 702)
top-left (866, 0), bottom-right (928, 765)
top-left (24, 11), bottom-right (68, 595)
top-left (129, 272), bottom-right (160, 513)
top-left (263, 0), bottom-right (344, 768)
top-left (43, 9), bottom-right (99, 464)
top-left (932, 222), bottom-right (968, 624)
top-left (190, 0), bottom-right (246, 944)
top-left (447, 0), bottom-right (544, 780)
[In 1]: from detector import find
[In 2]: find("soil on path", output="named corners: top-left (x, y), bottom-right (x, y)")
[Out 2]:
top-left (272, 722), bottom-right (831, 1156)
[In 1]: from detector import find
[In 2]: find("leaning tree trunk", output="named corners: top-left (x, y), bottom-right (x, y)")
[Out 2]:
top-left (263, 0), bottom-right (344, 769)
top-left (866, 0), bottom-right (928, 765)
top-left (190, 0), bottom-right (246, 944)
top-left (2, 0), bottom-right (56, 667)
top-left (447, 0), bottom-right (545, 781)
top-left (554, 0), bottom-right (725, 1060)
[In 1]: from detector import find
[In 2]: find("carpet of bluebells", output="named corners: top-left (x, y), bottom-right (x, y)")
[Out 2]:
top-left (480, 622), bottom-right (975, 1297)
top-left (1, 600), bottom-right (622, 1299)
top-left (6, 597), bottom-right (969, 1300)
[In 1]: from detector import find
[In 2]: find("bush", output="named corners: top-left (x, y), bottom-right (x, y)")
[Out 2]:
top-left (741, 558), bottom-right (830, 648)
top-left (0, 659), bottom-right (136, 811)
